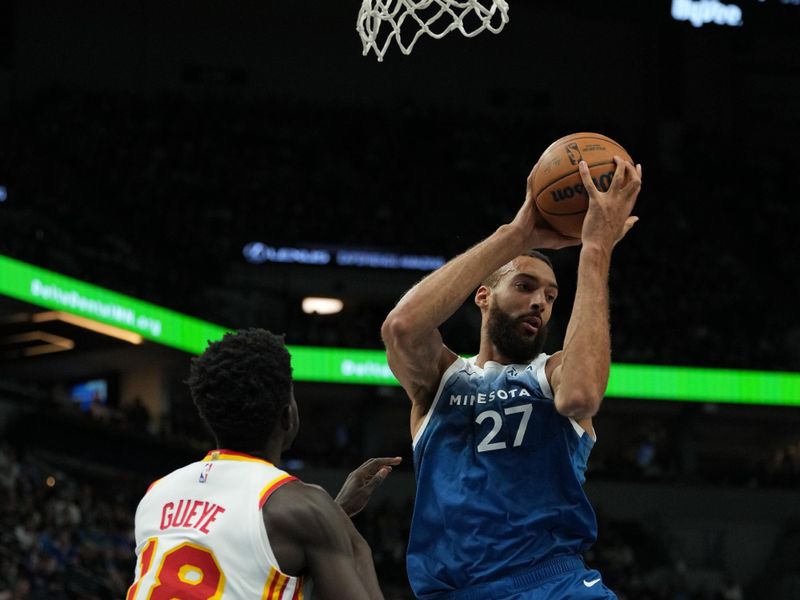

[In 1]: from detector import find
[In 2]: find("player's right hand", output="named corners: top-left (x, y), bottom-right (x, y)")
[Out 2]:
top-left (578, 156), bottom-right (642, 250)
top-left (334, 457), bottom-right (402, 517)
top-left (511, 162), bottom-right (582, 250)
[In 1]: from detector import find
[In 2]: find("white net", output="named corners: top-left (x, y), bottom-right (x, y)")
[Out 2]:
top-left (357, 0), bottom-right (510, 62)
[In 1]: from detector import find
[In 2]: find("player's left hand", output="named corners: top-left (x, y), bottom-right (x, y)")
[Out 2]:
top-left (335, 456), bottom-right (402, 517)
top-left (578, 156), bottom-right (642, 251)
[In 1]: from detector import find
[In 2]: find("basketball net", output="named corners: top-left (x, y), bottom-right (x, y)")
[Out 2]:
top-left (357, 0), bottom-right (509, 62)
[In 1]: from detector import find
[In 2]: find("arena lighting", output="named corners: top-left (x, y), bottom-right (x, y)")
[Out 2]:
top-left (32, 310), bottom-right (143, 345)
top-left (0, 254), bottom-right (225, 354)
top-left (289, 347), bottom-right (800, 407)
top-left (243, 242), bottom-right (331, 266)
top-left (0, 254), bottom-right (798, 406)
top-left (302, 297), bottom-right (344, 315)
top-left (242, 242), bottom-right (445, 271)
top-left (1, 331), bottom-right (75, 357)
top-left (671, 0), bottom-right (743, 27)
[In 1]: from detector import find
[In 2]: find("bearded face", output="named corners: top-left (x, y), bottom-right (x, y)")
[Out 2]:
top-left (486, 302), bottom-right (548, 364)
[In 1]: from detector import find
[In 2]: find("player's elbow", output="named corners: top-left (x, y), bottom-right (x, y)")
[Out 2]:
top-left (351, 533), bottom-right (373, 560)
top-left (554, 391), bottom-right (601, 420)
top-left (381, 313), bottom-right (411, 346)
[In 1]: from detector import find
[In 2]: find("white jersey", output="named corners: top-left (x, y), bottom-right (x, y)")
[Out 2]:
top-left (128, 449), bottom-right (310, 600)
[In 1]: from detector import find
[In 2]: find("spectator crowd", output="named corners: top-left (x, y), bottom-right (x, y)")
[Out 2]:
top-left (0, 442), bottom-right (759, 600)
top-left (1, 89), bottom-right (799, 370)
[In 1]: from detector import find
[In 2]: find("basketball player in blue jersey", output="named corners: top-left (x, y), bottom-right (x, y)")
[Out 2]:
top-left (382, 158), bottom-right (642, 599)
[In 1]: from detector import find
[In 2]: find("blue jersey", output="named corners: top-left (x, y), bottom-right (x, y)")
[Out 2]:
top-left (407, 354), bottom-right (598, 599)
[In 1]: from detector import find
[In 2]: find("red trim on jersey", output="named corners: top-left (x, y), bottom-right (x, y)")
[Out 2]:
top-left (261, 568), bottom-right (278, 600)
top-left (258, 475), bottom-right (298, 508)
top-left (145, 478), bottom-right (162, 494)
top-left (203, 449), bottom-right (275, 465)
top-left (291, 578), bottom-right (304, 600)
top-left (126, 538), bottom-right (157, 600)
top-left (275, 573), bottom-right (291, 598)
top-left (266, 571), bottom-right (285, 599)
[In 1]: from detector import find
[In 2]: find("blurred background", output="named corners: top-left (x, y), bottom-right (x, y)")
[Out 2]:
top-left (1, 0), bottom-right (799, 598)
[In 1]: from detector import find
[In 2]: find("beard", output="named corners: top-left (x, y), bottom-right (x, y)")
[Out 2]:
top-left (486, 304), bottom-right (549, 364)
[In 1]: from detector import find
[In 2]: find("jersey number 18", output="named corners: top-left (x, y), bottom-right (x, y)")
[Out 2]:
top-left (127, 539), bottom-right (225, 600)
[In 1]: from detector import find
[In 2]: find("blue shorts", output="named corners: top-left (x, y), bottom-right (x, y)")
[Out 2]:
top-left (419, 556), bottom-right (617, 600)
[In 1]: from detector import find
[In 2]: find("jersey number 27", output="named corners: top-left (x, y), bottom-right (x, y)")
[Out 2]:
top-left (475, 404), bottom-right (532, 453)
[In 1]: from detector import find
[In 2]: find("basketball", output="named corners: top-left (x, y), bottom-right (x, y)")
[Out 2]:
top-left (530, 133), bottom-right (633, 238)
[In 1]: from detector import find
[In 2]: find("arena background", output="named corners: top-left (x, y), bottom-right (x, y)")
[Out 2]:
top-left (1, 1), bottom-right (799, 598)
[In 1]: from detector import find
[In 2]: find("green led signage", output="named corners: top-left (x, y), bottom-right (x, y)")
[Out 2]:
top-left (289, 346), bottom-right (800, 407)
top-left (1, 254), bottom-right (798, 406)
top-left (0, 254), bottom-right (229, 354)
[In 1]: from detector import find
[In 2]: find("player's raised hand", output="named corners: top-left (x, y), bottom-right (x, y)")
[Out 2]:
top-left (530, 204), bottom-right (583, 250)
top-left (512, 161), bottom-right (582, 250)
top-left (578, 156), bottom-right (642, 250)
top-left (334, 457), bottom-right (402, 517)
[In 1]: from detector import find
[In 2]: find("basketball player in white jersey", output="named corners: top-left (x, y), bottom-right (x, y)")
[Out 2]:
top-left (128, 329), bottom-right (399, 600)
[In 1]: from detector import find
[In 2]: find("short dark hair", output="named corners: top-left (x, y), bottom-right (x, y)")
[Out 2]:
top-left (186, 328), bottom-right (293, 450)
top-left (482, 249), bottom-right (554, 288)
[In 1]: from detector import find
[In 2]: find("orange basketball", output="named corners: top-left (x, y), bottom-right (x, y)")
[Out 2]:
top-left (530, 132), bottom-right (633, 239)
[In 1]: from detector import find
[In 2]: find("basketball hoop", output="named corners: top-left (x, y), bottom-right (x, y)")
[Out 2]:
top-left (357, 0), bottom-right (509, 62)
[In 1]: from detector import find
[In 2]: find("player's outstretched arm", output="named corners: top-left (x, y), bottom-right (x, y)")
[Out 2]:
top-left (551, 157), bottom-right (642, 420)
top-left (335, 456), bottom-right (402, 517)
top-left (264, 482), bottom-right (384, 600)
top-left (382, 162), bottom-right (579, 426)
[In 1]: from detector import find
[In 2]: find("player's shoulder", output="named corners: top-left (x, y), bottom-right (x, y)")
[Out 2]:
top-left (262, 480), bottom-right (345, 543)
top-left (265, 480), bottom-right (336, 516)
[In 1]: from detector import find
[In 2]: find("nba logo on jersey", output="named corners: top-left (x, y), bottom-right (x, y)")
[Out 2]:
top-left (199, 463), bottom-right (213, 483)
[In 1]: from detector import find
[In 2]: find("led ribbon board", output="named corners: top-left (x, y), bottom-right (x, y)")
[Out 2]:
top-left (291, 347), bottom-right (800, 407)
top-left (1, 254), bottom-right (798, 406)
top-left (0, 254), bottom-right (229, 354)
